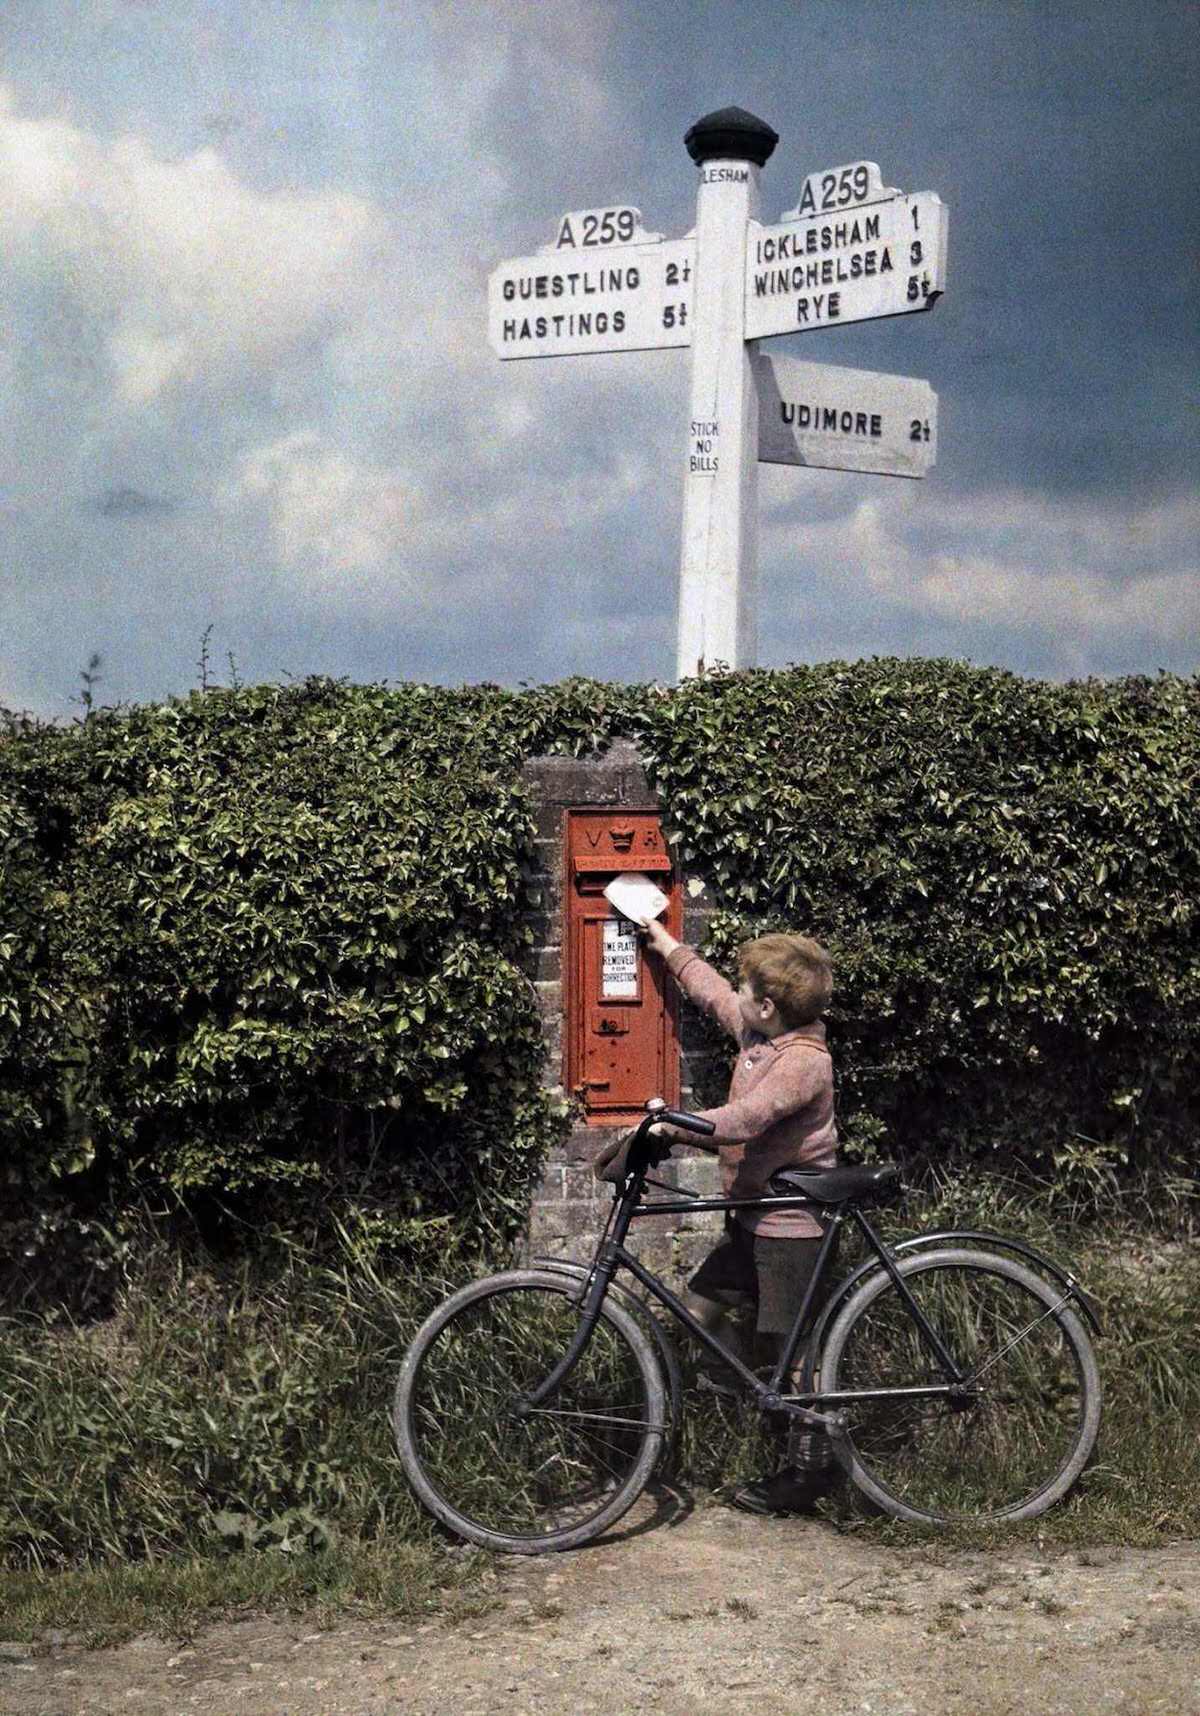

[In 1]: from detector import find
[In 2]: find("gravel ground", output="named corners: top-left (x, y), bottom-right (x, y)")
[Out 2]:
top-left (3, 1501), bottom-right (1198, 1716)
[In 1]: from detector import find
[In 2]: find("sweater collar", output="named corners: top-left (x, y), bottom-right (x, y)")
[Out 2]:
top-left (766, 1019), bottom-right (828, 1052)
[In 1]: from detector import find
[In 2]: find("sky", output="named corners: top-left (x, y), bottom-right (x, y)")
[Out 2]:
top-left (1, 0), bottom-right (1197, 720)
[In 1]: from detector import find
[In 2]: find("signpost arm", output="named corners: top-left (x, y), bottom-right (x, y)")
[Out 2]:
top-left (676, 108), bottom-right (777, 680)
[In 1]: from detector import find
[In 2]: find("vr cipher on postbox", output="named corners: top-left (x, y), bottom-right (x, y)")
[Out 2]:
top-left (564, 810), bottom-right (681, 1125)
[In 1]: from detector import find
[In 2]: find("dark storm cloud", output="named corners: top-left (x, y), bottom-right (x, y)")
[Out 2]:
top-left (90, 486), bottom-right (178, 519)
top-left (585, 0), bottom-right (1200, 502)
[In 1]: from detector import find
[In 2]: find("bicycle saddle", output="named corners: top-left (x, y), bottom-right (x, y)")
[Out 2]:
top-left (768, 1163), bottom-right (902, 1204)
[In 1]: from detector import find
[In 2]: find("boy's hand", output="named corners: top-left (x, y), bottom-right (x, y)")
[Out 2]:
top-left (640, 918), bottom-right (679, 959)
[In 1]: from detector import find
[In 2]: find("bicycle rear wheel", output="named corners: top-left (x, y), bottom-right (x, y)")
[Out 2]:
top-left (820, 1248), bottom-right (1101, 1524)
top-left (393, 1270), bottom-right (667, 1554)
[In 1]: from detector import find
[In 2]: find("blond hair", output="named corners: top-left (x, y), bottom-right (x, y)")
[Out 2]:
top-left (739, 933), bottom-right (833, 1029)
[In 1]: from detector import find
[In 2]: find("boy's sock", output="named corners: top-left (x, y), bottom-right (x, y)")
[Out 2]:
top-left (789, 1424), bottom-right (835, 1472)
top-left (729, 1418), bottom-right (840, 1516)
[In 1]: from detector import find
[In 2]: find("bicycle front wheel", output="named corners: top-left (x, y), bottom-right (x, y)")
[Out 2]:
top-left (530, 1256), bottom-right (685, 1477)
top-left (393, 1270), bottom-right (667, 1554)
top-left (821, 1248), bottom-right (1101, 1524)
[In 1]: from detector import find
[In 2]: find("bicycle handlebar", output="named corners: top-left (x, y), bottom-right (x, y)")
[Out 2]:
top-left (642, 1102), bottom-right (715, 1139)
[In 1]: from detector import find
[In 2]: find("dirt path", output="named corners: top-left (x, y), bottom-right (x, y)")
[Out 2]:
top-left (3, 1502), bottom-right (1199, 1716)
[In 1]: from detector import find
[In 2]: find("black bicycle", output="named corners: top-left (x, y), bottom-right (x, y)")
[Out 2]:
top-left (393, 1101), bottom-right (1102, 1554)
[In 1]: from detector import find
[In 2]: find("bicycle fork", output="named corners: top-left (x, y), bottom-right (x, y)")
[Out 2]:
top-left (514, 1244), bottom-right (621, 1417)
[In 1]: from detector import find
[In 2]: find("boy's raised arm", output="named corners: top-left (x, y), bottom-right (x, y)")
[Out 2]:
top-left (640, 917), bottom-right (743, 1041)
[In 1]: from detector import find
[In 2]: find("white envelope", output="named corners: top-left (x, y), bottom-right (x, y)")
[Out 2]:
top-left (603, 872), bottom-right (670, 925)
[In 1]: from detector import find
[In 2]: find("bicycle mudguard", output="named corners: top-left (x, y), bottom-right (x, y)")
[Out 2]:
top-left (528, 1256), bottom-right (685, 1362)
top-left (528, 1254), bottom-right (684, 1471)
top-left (530, 1253), bottom-right (653, 1317)
top-left (799, 1229), bottom-right (1102, 1385)
top-left (892, 1231), bottom-right (1102, 1334)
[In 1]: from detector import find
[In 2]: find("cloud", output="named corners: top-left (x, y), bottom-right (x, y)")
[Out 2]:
top-left (90, 485), bottom-right (177, 518)
top-left (427, 0), bottom-right (622, 187)
top-left (226, 432), bottom-right (419, 595)
top-left (1, 5), bottom-right (1195, 718)
top-left (764, 485), bottom-right (1199, 666)
top-left (0, 65), bottom-right (680, 679)
top-left (0, 84), bottom-right (387, 406)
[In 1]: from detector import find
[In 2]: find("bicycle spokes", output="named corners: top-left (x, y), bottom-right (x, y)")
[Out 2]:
top-left (827, 1256), bottom-right (1097, 1521)
top-left (401, 1279), bottom-right (663, 1541)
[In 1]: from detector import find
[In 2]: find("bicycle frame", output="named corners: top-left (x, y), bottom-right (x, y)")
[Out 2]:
top-left (524, 1124), bottom-right (980, 1430)
top-left (398, 1112), bottom-right (1105, 1548)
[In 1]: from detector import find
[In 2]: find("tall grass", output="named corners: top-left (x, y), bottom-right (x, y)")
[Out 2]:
top-left (0, 1212), bottom-right (472, 1571)
top-left (675, 1166), bottom-right (1200, 1545)
top-left (1, 1167), bottom-right (1197, 1640)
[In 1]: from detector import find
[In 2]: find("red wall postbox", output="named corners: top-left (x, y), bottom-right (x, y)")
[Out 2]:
top-left (564, 809), bottom-right (681, 1125)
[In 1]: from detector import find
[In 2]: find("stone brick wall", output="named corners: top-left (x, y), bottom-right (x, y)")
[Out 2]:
top-left (520, 741), bottom-right (727, 1281)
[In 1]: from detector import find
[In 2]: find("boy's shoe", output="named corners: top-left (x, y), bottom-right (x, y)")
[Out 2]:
top-left (729, 1464), bottom-right (837, 1516)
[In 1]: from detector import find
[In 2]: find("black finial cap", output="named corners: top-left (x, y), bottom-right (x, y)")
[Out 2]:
top-left (684, 106), bottom-right (778, 168)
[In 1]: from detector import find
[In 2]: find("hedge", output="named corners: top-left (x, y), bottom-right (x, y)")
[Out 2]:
top-left (1, 662), bottom-right (1196, 1294)
top-left (637, 663), bottom-right (1199, 1179)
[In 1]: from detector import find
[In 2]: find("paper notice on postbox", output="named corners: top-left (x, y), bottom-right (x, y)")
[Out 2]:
top-left (603, 872), bottom-right (670, 926)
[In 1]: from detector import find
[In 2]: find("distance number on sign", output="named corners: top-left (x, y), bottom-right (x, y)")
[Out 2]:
top-left (663, 253), bottom-right (692, 329)
top-left (906, 206), bottom-right (933, 304)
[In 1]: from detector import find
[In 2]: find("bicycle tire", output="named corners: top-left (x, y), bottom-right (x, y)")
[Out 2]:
top-left (393, 1270), bottom-right (667, 1554)
top-left (528, 1256), bottom-right (684, 1476)
top-left (821, 1248), bottom-right (1101, 1525)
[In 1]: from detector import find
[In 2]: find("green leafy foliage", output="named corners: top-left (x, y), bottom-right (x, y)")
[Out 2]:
top-left (636, 661), bottom-right (1199, 1180)
top-left (0, 650), bottom-right (1198, 1576)
top-left (1, 661), bottom-right (1197, 1276)
top-left (0, 680), bottom-right (588, 1275)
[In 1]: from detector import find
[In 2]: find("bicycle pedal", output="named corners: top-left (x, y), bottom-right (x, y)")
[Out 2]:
top-left (695, 1371), bottom-right (741, 1399)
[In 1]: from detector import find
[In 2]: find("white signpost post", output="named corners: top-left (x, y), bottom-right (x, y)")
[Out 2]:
top-left (486, 108), bottom-right (949, 678)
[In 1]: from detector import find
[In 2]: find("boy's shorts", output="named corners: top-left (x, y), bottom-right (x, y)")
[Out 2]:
top-left (688, 1217), bottom-right (826, 1337)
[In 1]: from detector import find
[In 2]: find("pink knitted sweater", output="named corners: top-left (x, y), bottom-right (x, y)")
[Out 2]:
top-left (664, 946), bottom-right (838, 1238)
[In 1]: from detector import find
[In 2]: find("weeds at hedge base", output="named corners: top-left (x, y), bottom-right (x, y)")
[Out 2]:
top-left (0, 1215), bottom-right (1197, 1638)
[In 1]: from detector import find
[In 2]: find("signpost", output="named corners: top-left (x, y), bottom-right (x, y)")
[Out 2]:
top-left (745, 191), bottom-right (948, 341)
top-left (754, 353), bottom-right (937, 480)
top-left (487, 216), bottom-right (696, 360)
top-left (486, 108), bottom-right (949, 677)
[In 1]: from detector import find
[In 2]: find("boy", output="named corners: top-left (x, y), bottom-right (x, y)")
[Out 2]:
top-left (639, 916), bottom-right (838, 1515)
